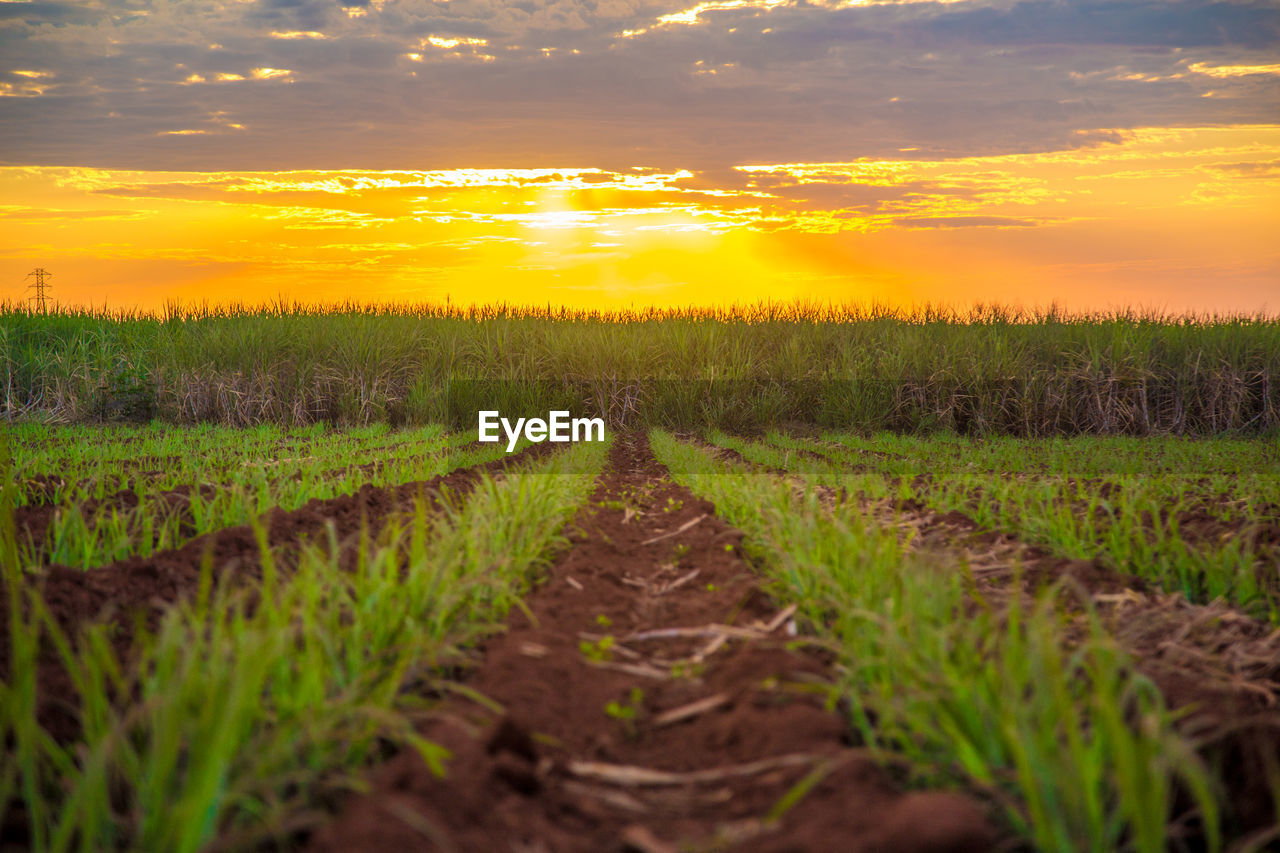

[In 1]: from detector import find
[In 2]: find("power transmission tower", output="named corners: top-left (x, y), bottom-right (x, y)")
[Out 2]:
top-left (25, 267), bottom-right (52, 312)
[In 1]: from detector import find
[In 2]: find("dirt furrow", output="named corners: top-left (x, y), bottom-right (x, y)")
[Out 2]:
top-left (15, 482), bottom-right (218, 563)
top-left (309, 434), bottom-right (997, 853)
top-left (1, 443), bottom-right (556, 742)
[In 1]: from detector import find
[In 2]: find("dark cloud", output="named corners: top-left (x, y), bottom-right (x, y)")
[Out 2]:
top-left (0, 2), bottom-right (107, 24)
top-left (245, 0), bottom-right (338, 30)
top-left (914, 1), bottom-right (1280, 50)
top-left (0, 0), bottom-right (1276, 170)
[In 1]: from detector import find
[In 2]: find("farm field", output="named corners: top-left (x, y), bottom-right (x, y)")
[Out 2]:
top-left (3, 421), bottom-right (1277, 851)
top-left (8, 0), bottom-right (1280, 846)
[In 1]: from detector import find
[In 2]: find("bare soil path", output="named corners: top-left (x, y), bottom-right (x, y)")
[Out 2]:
top-left (310, 435), bottom-right (997, 853)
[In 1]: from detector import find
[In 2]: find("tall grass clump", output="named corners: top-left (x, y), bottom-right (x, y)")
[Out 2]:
top-left (3, 299), bottom-right (1277, 435)
top-left (651, 429), bottom-right (1220, 852)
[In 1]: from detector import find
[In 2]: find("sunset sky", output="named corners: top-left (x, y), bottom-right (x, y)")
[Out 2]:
top-left (2, 0), bottom-right (1278, 313)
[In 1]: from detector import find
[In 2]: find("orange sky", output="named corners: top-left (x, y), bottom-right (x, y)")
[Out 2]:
top-left (3, 1), bottom-right (1279, 313)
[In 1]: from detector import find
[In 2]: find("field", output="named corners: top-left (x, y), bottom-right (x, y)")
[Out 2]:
top-left (2, 306), bottom-right (1279, 852)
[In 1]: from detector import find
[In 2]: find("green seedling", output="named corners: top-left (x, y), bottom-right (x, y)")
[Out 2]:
top-left (669, 660), bottom-right (705, 680)
top-left (579, 635), bottom-right (615, 662)
top-left (604, 687), bottom-right (646, 740)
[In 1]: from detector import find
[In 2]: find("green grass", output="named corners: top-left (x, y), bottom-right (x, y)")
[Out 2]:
top-left (8, 423), bottom-right (512, 569)
top-left (716, 430), bottom-right (1279, 618)
top-left (0, 430), bottom-right (608, 851)
top-left (651, 429), bottom-right (1220, 852)
top-left (4, 300), bottom-right (1277, 435)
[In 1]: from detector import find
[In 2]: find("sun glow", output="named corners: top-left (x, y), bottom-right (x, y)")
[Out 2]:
top-left (2, 126), bottom-right (1277, 313)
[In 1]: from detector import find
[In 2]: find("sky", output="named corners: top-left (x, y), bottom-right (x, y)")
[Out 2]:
top-left (1, 0), bottom-right (1278, 313)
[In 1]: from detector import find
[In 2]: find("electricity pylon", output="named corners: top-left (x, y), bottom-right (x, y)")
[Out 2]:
top-left (25, 268), bottom-right (52, 312)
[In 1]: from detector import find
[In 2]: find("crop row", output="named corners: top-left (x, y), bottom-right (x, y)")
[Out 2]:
top-left (710, 430), bottom-right (1280, 620)
top-left (10, 424), bottom-right (506, 569)
top-left (1, 434), bottom-right (607, 851)
top-left (653, 430), bottom-right (1254, 851)
top-left (12, 422), bottom-right (478, 504)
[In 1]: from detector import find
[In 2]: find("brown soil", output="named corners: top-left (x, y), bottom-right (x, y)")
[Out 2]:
top-left (19, 456), bottom-right (185, 498)
top-left (19, 451), bottom-right (409, 509)
top-left (15, 444), bottom-right (468, 567)
top-left (14, 483), bottom-right (217, 562)
top-left (690, 439), bottom-right (787, 476)
top-left (760, 444), bottom-right (1280, 556)
top-left (710, 441), bottom-right (1280, 840)
top-left (934, 480), bottom-right (1280, 569)
top-left (801, 438), bottom-right (907, 462)
top-left (19, 473), bottom-right (70, 504)
top-left (16, 431), bottom-right (447, 506)
top-left (0, 444), bottom-right (554, 744)
top-left (1149, 506), bottom-right (1280, 583)
top-left (309, 435), bottom-right (999, 853)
